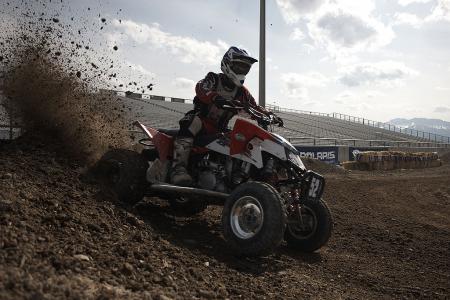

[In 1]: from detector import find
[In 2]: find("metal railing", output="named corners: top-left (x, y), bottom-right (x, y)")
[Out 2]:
top-left (266, 104), bottom-right (330, 117)
top-left (331, 112), bottom-right (450, 143)
top-left (0, 124), bottom-right (21, 140)
top-left (286, 136), bottom-right (450, 148)
top-left (0, 92), bottom-right (23, 140)
top-left (114, 90), bottom-right (194, 104)
top-left (266, 104), bottom-right (450, 143)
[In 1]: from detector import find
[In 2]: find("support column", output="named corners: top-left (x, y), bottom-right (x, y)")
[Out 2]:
top-left (259, 0), bottom-right (266, 108)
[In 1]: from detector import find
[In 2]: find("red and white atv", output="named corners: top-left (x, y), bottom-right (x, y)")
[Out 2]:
top-left (98, 107), bottom-right (333, 256)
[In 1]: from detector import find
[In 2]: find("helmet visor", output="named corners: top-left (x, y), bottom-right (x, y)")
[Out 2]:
top-left (231, 61), bottom-right (251, 75)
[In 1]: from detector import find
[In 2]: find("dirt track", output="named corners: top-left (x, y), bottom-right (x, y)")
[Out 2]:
top-left (1, 136), bottom-right (449, 299)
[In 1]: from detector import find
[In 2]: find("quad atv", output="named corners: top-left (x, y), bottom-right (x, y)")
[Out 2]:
top-left (97, 106), bottom-right (333, 256)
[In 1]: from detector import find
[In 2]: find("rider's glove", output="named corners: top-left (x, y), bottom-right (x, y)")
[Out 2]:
top-left (276, 116), bottom-right (284, 127)
top-left (267, 112), bottom-right (284, 127)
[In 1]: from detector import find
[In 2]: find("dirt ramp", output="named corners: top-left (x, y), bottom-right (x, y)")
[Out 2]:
top-left (441, 151), bottom-right (450, 163)
top-left (0, 136), bottom-right (157, 299)
top-left (2, 130), bottom-right (450, 299)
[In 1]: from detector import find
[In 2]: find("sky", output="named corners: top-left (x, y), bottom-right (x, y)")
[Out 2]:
top-left (2, 0), bottom-right (450, 122)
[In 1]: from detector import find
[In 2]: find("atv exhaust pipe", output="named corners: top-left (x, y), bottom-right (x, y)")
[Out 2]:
top-left (147, 183), bottom-right (229, 205)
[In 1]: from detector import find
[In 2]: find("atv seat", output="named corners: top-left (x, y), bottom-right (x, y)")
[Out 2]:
top-left (158, 128), bottom-right (178, 137)
top-left (157, 129), bottom-right (217, 147)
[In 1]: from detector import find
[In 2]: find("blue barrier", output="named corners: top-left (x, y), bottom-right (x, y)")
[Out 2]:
top-left (295, 146), bottom-right (339, 164)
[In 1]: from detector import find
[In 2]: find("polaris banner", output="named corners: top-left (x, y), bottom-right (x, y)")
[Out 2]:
top-left (349, 147), bottom-right (388, 161)
top-left (294, 146), bottom-right (339, 164)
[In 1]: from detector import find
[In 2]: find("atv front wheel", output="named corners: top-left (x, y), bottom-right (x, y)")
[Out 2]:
top-left (97, 149), bottom-right (148, 205)
top-left (285, 199), bottom-right (333, 252)
top-left (222, 182), bottom-right (286, 257)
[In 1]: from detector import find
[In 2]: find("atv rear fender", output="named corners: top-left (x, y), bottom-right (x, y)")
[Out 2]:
top-left (133, 121), bottom-right (173, 161)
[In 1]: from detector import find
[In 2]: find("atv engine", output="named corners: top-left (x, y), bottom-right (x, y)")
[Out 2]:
top-left (196, 155), bottom-right (257, 192)
top-left (196, 156), bottom-right (227, 192)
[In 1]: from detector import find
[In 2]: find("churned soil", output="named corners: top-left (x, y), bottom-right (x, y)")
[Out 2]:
top-left (1, 136), bottom-right (449, 299)
top-left (441, 151), bottom-right (450, 163)
top-left (302, 157), bottom-right (348, 175)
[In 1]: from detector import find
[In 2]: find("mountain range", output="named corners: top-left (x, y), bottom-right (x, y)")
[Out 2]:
top-left (389, 118), bottom-right (450, 137)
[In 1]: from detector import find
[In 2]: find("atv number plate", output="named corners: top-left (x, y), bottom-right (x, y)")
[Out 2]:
top-left (302, 171), bottom-right (325, 201)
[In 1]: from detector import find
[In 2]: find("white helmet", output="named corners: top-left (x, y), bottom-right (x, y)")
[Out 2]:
top-left (221, 47), bottom-right (258, 87)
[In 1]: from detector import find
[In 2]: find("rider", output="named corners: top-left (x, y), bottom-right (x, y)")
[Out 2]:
top-left (171, 46), bottom-right (283, 186)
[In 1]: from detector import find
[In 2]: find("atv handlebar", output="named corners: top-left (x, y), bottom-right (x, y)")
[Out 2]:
top-left (222, 102), bottom-right (283, 129)
top-left (222, 104), bottom-right (244, 112)
top-left (222, 100), bottom-right (283, 129)
top-left (247, 107), bottom-right (284, 128)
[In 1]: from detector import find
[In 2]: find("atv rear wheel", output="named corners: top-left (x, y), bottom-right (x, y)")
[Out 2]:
top-left (285, 199), bottom-right (333, 252)
top-left (97, 149), bottom-right (148, 205)
top-left (222, 182), bottom-right (286, 257)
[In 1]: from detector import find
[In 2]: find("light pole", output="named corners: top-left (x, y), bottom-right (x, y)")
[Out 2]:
top-left (259, 0), bottom-right (266, 108)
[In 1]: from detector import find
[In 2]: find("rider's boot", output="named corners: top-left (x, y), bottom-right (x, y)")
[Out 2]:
top-left (170, 137), bottom-right (194, 186)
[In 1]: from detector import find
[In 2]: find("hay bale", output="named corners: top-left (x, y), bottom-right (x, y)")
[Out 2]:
top-left (346, 150), bottom-right (442, 171)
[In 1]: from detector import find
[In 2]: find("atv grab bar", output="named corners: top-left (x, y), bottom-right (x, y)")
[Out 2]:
top-left (133, 121), bottom-right (154, 139)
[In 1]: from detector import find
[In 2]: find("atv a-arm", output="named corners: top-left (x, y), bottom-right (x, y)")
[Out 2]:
top-left (146, 183), bottom-right (229, 205)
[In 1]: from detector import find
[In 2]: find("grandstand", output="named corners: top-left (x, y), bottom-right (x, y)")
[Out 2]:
top-left (119, 95), bottom-right (450, 149)
top-left (1, 90), bottom-right (449, 162)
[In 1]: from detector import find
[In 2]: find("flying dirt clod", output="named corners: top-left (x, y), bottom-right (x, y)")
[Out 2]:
top-left (0, 1), bottom-right (147, 165)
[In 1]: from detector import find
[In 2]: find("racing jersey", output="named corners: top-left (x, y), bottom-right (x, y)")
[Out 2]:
top-left (193, 72), bottom-right (268, 130)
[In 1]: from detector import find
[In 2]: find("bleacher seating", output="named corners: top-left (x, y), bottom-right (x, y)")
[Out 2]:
top-left (119, 96), bottom-right (450, 148)
top-left (1, 90), bottom-right (447, 147)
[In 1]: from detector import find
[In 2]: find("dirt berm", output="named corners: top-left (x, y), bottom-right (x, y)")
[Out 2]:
top-left (1, 135), bottom-right (449, 299)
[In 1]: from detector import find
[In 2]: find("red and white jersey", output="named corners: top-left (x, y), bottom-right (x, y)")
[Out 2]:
top-left (193, 72), bottom-right (267, 130)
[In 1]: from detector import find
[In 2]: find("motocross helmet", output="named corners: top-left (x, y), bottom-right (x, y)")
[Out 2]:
top-left (221, 47), bottom-right (258, 87)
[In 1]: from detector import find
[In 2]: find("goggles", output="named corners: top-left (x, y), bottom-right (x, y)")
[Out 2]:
top-left (231, 61), bottom-right (252, 75)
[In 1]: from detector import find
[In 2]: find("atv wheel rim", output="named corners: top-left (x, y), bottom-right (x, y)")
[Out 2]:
top-left (230, 196), bottom-right (264, 240)
top-left (287, 206), bottom-right (317, 240)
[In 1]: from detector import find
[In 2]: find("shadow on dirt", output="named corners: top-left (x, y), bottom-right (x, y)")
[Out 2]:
top-left (130, 198), bottom-right (324, 275)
